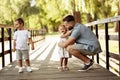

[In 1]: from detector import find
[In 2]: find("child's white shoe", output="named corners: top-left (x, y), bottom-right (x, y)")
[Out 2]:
top-left (18, 67), bottom-right (23, 73)
top-left (58, 66), bottom-right (64, 71)
top-left (26, 67), bottom-right (32, 72)
top-left (63, 66), bottom-right (69, 71)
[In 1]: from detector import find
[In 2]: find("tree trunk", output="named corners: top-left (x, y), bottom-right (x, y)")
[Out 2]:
top-left (114, 0), bottom-right (120, 32)
top-left (86, 13), bottom-right (92, 23)
top-left (73, 11), bottom-right (81, 23)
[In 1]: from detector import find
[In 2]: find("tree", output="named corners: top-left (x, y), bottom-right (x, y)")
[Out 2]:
top-left (35, 0), bottom-right (69, 32)
top-left (0, 0), bottom-right (12, 24)
top-left (114, 0), bottom-right (120, 32)
top-left (0, 0), bottom-right (118, 32)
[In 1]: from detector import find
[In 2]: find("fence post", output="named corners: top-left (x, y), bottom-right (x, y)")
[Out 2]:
top-left (90, 26), bottom-right (95, 60)
top-left (1, 28), bottom-right (5, 67)
top-left (105, 23), bottom-right (109, 70)
top-left (95, 25), bottom-right (99, 64)
top-left (118, 21), bottom-right (120, 76)
top-left (9, 28), bottom-right (12, 62)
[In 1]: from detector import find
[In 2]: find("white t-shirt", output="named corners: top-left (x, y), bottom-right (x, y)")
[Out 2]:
top-left (13, 30), bottom-right (31, 50)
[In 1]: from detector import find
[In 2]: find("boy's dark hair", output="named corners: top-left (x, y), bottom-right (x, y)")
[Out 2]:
top-left (15, 18), bottom-right (24, 26)
top-left (62, 15), bottom-right (75, 22)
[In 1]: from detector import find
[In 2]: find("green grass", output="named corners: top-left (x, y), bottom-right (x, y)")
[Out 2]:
top-left (99, 40), bottom-right (118, 54)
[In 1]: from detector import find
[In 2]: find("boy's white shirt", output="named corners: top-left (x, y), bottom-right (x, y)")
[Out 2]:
top-left (13, 30), bottom-right (31, 50)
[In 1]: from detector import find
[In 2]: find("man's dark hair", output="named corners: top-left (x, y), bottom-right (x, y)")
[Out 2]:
top-left (62, 15), bottom-right (75, 22)
top-left (15, 18), bottom-right (24, 26)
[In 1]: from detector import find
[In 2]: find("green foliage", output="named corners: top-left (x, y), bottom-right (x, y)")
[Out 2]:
top-left (0, 0), bottom-right (119, 32)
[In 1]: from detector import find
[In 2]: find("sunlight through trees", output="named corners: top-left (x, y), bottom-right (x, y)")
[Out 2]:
top-left (0, 0), bottom-right (119, 32)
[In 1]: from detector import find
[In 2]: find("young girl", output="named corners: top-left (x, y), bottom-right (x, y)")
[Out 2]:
top-left (58, 24), bottom-right (72, 71)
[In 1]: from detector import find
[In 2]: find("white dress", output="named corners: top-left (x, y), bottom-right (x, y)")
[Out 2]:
top-left (58, 37), bottom-right (71, 58)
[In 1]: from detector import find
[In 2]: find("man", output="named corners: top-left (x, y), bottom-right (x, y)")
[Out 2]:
top-left (58, 15), bottom-right (102, 71)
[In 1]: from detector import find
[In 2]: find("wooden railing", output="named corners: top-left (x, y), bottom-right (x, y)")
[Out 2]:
top-left (0, 24), bottom-right (45, 68)
top-left (86, 16), bottom-right (120, 76)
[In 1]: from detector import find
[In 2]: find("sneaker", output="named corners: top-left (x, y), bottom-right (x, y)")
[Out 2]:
top-left (26, 67), bottom-right (32, 72)
top-left (78, 59), bottom-right (94, 71)
top-left (63, 66), bottom-right (69, 71)
top-left (18, 67), bottom-right (23, 73)
top-left (58, 66), bottom-right (64, 71)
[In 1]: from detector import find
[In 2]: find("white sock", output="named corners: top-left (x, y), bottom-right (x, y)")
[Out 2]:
top-left (85, 62), bottom-right (90, 65)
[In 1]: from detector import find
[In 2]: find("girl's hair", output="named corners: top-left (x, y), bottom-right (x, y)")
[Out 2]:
top-left (59, 24), bottom-right (65, 28)
top-left (15, 18), bottom-right (24, 26)
top-left (59, 24), bottom-right (66, 29)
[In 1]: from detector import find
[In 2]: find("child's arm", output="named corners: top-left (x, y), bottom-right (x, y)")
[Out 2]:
top-left (60, 30), bottom-right (72, 38)
top-left (13, 39), bottom-right (16, 52)
top-left (28, 38), bottom-right (34, 50)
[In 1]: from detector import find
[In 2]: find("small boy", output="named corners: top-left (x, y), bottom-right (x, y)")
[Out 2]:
top-left (13, 18), bottom-right (34, 73)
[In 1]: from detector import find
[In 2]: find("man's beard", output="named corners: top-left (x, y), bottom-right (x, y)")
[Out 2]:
top-left (68, 26), bottom-right (73, 30)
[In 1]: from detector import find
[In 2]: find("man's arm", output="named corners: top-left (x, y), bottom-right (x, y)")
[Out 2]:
top-left (58, 37), bottom-right (75, 48)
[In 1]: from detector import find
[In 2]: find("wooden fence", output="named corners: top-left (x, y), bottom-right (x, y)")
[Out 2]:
top-left (0, 24), bottom-right (45, 68)
top-left (86, 16), bottom-right (120, 76)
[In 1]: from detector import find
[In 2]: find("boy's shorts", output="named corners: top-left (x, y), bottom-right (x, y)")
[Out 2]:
top-left (16, 49), bottom-right (29, 60)
top-left (72, 43), bottom-right (96, 55)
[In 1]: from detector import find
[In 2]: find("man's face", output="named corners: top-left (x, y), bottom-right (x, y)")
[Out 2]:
top-left (63, 21), bottom-right (74, 30)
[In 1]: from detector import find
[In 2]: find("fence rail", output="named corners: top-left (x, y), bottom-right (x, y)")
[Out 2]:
top-left (86, 16), bottom-right (120, 76)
